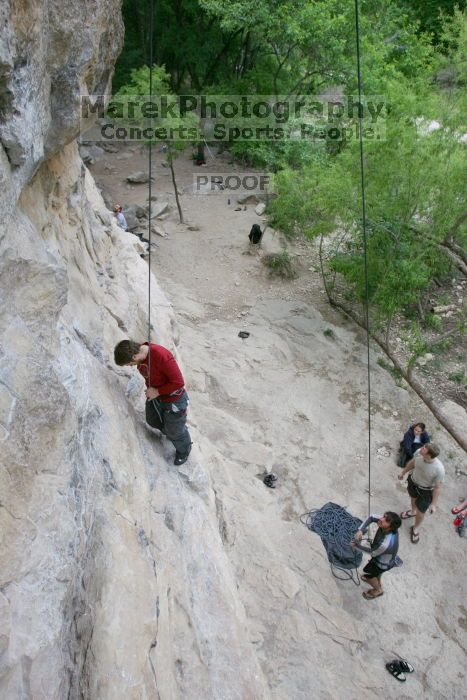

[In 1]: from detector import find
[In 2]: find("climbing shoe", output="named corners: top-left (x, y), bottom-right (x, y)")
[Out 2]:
top-left (263, 473), bottom-right (278, 488)
top-left (174, 444), bottom-right (192, 466)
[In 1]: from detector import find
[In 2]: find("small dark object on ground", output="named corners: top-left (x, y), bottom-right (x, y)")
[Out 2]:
top-left (386, 662), bottom-right (406, 682)
top-left (263, 473), bottom-right (278, 488)
top-left (238, 331), bottom-right (250, 339)
top-left (249, 224), bottom-right (263, 244)
top-left (386, 660), bottom-right (414, 682)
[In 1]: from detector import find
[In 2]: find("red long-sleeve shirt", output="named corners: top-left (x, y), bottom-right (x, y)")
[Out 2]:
top-left (138, 343), bottom-right (185, 402)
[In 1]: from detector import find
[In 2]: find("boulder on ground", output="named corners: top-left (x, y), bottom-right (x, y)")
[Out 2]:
top-left (101, 142), bottom-right (119, 153)
top-left (121, 207), bottom-right (139, 231)
top-left (237, 194), bottom-right (259, 205)
top-left (153, 201), bottom-right (169, 218)
top-left (238, 192), bottom-right (278, 205)
top-left (79, 144), bottom-right (104, 164)
top-left (131, 204), bottom-right (147, 219)
top-left (126, 171), bottom-right (151, 184)
top-left (140, 224), bottom-right (167, 241)
top-left (255, 202), bottom-right (266, 216)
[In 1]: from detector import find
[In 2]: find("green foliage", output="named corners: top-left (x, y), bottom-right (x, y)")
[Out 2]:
top-left (400, 0), bottom-right (466, 41)
top-left (424, 313), bottom-right (442, 330)
top-left (268, 11), bottom-right (466, 321)
top-left (113, 64), bottom-right (171, 98)
top-left (111, 64), bottom-right (199, 153)
top-left (112, 0), bottom-right (466, 333)
top-left (449, 369), bottom-right (466, 384)
top-left (262, 250), bottom-right (297, 278)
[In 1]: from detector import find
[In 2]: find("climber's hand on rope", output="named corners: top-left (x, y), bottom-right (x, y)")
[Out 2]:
top-left (353, 529), bottom-right (363, 540)
top-left (146, 387), bottom-right (159, 400)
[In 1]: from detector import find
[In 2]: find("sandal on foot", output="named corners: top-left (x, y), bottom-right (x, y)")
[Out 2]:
top-left (397, 660), bottom-right (414, 673)
top-left (386, 662), bottom-right (406, 682)
top-left (452, 501), bottom-right (467, 514)
top-left (400, 510), bottom-right (416, 519)
top-left (362, 590), bottom-right (384, 600)
top-left (410, 526), bottom-right (420, 544)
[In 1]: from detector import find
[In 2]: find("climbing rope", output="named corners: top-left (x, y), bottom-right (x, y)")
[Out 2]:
top-left (301, 503), bottom-right (364, 585)
top-left (354, 0), bottom-right (372, 515)
top-left (300, 4), bottom-right (374, 583)
top-left (147, 0), bottom-right (155, 377)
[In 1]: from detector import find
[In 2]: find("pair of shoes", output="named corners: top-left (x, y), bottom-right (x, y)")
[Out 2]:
top-left (397, 660), bottom-right (414, 673)
top-left (174, 443), bottom-right (192, 466)
top-left (400, 510), bottom-right (416, 519)
top-left (386, 659), bottom-right (414, 682)
top-left (362, 590), bottom-right (384, 600)
top-left (410, 525), bottom-right (420, 544)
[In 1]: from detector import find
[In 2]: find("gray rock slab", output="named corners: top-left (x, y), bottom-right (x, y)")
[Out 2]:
top-left (126, 171), bottom-right (150, 183)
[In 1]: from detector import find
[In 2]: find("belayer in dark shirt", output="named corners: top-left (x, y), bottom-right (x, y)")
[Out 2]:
top-left (352, 512), bottom-right (402, 600)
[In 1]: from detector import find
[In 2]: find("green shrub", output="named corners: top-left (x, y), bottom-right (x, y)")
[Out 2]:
top-left (262, 251), bottom-right (297, 279)
top-left (449, 370), bottom-right (466, 384)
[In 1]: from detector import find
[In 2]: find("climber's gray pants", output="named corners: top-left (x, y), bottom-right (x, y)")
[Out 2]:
top-left (145, 393), bottom-right (191, 454)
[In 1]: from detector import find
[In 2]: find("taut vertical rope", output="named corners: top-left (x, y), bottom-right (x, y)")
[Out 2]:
top-left (147, 0), bottom-right (154, 377)
top-left (354, 0), bottom-right (372, 515)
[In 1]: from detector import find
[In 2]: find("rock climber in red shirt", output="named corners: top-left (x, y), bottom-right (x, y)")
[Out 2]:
top-left (114, 339), bottom-right (192, 465)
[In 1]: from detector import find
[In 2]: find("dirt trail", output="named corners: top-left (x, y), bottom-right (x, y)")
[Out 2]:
top-left (90, 144), bottom-right (466, 699)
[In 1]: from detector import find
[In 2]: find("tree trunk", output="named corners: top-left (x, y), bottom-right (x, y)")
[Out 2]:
top-left (327, 295), bottom-right (467, 453)
top-left (167, 148), bottom-right (184, 224)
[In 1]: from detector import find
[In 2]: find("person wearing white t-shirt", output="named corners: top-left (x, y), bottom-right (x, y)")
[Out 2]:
top-left (398, 443), bottom-right (445, 544)
top-left (113, 204), bottom-right (128, 231)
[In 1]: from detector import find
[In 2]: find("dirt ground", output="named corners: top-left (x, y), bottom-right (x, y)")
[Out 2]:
top-left (89, 143), bottom-right (467, 699)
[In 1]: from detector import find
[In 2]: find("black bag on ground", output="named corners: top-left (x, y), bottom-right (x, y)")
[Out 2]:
top-left (249, 224), bottom-right (263, 244)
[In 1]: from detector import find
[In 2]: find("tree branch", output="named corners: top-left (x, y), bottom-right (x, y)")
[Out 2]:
top-left (326, 295), bottom-right (467, 453)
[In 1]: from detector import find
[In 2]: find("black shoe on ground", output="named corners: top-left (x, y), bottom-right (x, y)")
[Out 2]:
top-left (174, 443), bottom-right (192, 466)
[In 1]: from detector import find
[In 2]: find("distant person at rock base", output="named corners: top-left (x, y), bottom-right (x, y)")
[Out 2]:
top-left (194, 142), bottom-right (206, 166)
top-left (398, 443), bottom-right (444, 544)
top-left (114, 339), bottom-right (192, 466)
top-left (398, 422), bottom-right (429, 467)
top-left (113, 204), bottom-right (128, 231)
top-left (352, 512), bottom-right (402, 600)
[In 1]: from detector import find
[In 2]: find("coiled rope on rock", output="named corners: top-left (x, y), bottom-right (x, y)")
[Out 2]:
top-left (301, 503), bottom-right (364, 585)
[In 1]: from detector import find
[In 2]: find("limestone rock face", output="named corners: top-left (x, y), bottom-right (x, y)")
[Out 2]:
top-left (0, 0), bottom-right (124, 219)
top-left (0, 3), bottom-right (270, 698)
top-left (0, 145), bottom-right (269, 699)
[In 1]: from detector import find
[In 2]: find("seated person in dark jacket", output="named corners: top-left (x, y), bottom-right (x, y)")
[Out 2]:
top-left (398, 422), bottom-right (429, 467)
